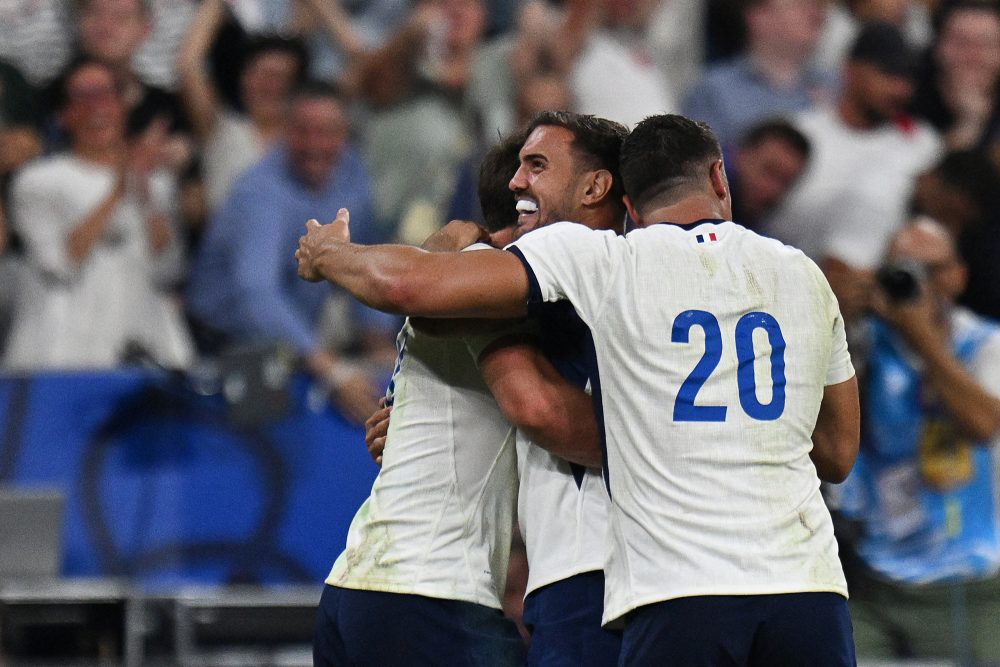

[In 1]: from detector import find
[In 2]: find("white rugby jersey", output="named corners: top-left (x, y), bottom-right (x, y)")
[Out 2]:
top-left (327, 317), bottom-right (518, 609)
top-left (517, 435), bottom-right (609, 596)
top-left (516, 302), bottom-right (610, 596)
top-left (510, 219), bottom-right (855, 625)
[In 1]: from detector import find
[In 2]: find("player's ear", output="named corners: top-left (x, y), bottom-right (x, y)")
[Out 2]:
top-left (709, 159), bottom-right (729, 200)
top-left (582, 169), bottom-right (613, 206)
top-left (623, 195), bottom-right (644, 227)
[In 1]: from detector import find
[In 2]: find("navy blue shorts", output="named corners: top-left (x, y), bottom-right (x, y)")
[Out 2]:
top-left (314, 585), bottom-right (527, 666)
top-left (523, 570), bottom-right (622, 666)
top-left (619, 592), bottom-right (855, 667)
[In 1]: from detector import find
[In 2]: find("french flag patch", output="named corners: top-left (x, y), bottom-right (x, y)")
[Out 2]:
top-left (696, 232), bottom-right (718, 244)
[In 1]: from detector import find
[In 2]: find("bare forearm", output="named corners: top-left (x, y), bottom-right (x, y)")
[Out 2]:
top-left (481, 343), bottom-right (602, 468)
top-left (523, 382), bottom-right (602, 469)
top-left (0, 127), bottom-right (42, 174)
top-left (177, 0), bottom-right (224, 138)
top-left (916, 342), bottom-right (1000, 441)
top-left (309, 242), bottom-right (528, 318)
top-left (301, 0), bottom-right (365, 58)
top-left (68, 175), bottom-right (126, 262)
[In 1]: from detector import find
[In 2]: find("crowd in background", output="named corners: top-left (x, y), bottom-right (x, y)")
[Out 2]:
top-left (0, 0), bottom-right (998, 384)
top-left (1, 0), bottom-right (1000, 663)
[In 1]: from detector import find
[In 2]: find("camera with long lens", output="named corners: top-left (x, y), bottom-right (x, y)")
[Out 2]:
top-left (875, 258), bottom-right (926, 303)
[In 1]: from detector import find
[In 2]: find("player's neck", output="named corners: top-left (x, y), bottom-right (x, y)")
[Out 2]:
top-left (638, 196), bottom-right (729, 228)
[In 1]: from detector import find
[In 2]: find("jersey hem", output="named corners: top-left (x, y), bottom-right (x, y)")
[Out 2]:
top-left (326, 576), bottom-right (504, 610)
top-left (602, 583), bottom-right (849, 626)
top-left (523, 564), bottom-right (605, 598)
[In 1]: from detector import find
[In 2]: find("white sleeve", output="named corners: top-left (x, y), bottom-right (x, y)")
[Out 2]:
top-left (826, 306), bottom-right (855, 386)
top-left (10, 164), bottom-right (80, 283)
top-left (805, 256), bottom-right (856, 386)
top-left (508, 222), bottom-right (620, 323)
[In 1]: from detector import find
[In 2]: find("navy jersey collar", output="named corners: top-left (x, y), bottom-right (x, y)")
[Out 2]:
top-left (650, 218), bottom-right (728, 231)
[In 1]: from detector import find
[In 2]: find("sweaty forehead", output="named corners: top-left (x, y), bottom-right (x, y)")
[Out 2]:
top-left (520, 125), bottom-right (577, 160)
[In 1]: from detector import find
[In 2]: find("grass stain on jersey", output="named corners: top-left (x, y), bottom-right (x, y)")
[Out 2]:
top-left (744, 267), bottom-right (764, 297)
top-left (699, 251), bottom-right (719, 277)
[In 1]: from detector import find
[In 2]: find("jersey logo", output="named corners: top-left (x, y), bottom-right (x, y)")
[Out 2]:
top-left (695, 232), bottom-right (718, 244)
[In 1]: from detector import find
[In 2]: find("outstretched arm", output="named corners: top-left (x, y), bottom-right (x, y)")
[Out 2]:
top-left (296, 209), bottom-right (530, 319)
top-left (810, 376), bottom-right (860, 484)
top-left (479, 338), bottom-right (602, 469)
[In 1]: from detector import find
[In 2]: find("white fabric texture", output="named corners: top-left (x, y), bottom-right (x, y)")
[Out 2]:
top-left (513, 220), bottom-right (854, 625)
top-left (327, 320), bottom-right (518, 609)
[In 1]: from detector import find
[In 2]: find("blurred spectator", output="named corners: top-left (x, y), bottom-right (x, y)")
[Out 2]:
top-left (132, 0), bottom-right (200, 91)
top-left (814, 0), bottom-right (932, 74)
top-left (290, 0), bottom-right (409, 86)
top-left (727, 118), bottom-right (811, 231)
top-left (562, 0), bottom-right (679, 128)
top-left (601, 0), bottom-right (707, 101)
top-left (177, 0), bottom-right (309, 213)
top-left (3, 58), bottom-right (193, 370)
top-left (840, 219), bottom-right (1000, 663)
top-left (185, 82), bottom-right (388, 424)
top-left (683, 0), bottom-right (832, 149)
top-left (214, 0), bottom-right (405, 88)
top-left (764, 21), bottom-right (941, 269)
top-left (911, 149), bottom-right (1000, 320)
top-left (0, 192), bottom-right (14, 354)
top-left (493, 0), bottom-right (676, 130)
top-left (0, 59), bottom-right (43, 178)
top-left (0, 58), bottom-right (43, 354)
top-left (0, 0), bottom-right (71, 86)
top-left (64, 0), bottom-right (194, 171)
top-left (355, 0), bottom-right (486, 243)
top-left (910, 0), bottom-right (1000, 151)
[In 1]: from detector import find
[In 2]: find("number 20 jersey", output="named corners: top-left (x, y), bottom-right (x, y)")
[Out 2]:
top-left (510, 219), bottom-right (855, 626)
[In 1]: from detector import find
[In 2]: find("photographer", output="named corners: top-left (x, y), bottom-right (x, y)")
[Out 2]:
top-left (840, 218), bottom-right (1000, 663)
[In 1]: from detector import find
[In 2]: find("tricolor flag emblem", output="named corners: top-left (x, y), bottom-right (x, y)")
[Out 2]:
top-left (696, 232), bottom-right (719, 244)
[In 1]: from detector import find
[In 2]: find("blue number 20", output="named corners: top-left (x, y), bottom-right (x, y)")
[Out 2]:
top-left (671, 310), bottom-right (786, 422)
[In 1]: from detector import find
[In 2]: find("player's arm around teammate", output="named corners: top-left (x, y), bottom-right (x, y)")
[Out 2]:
top-left (297, 208), bottom-right (530, 319)
top-left (478, 339), bottom-right (602, 468)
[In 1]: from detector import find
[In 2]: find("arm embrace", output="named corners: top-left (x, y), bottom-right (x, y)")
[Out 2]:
top-left (296, 209), bottom-right (530, 319)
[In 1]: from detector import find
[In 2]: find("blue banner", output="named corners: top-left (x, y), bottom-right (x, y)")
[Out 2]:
top-left (0, 370), bottom-right (378, 586)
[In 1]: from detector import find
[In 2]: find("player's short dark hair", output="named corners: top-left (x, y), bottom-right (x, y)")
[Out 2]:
top-left (478, 131), bottom-right (526, 233)
top-left (621, 114), bottom-right (723, 212)
top-left (740, 118), bottom-right (811, 160)
top-left (526, 111), bottom-right (628, 213)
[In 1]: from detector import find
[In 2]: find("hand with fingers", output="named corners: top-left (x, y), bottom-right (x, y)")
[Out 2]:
top-left (364, 398), bottom-right (392, 465)
top-left (297, 207), bottom-right (352, 282)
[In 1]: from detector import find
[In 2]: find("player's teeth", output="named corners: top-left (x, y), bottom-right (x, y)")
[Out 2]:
top-left (516, 200), bottom-right (538, 213)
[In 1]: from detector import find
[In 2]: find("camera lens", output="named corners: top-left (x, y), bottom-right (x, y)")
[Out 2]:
top-left (875, 260), bottom-right (924, 302)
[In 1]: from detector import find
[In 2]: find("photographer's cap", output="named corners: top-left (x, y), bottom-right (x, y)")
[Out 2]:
top-left (848, 21), bottom-right (919, 78)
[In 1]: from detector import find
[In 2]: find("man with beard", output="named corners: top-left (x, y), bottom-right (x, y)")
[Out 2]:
top-left (764, 21), bottom-right (941, 270)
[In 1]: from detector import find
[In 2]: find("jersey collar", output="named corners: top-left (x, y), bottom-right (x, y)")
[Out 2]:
top-left (655, 219), bottom-right (728, 231)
